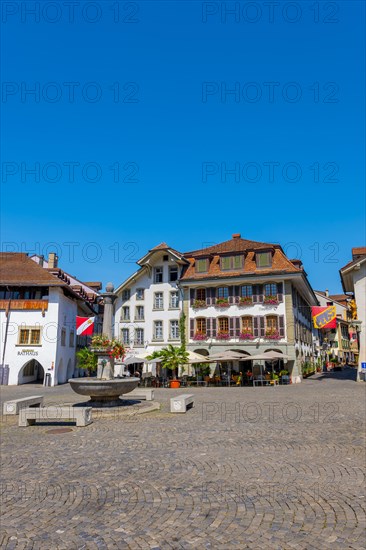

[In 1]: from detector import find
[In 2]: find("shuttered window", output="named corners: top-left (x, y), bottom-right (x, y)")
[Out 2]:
top-left (264, 283), bottom-right (277, 296)
top-left (256, 252), bottom-right (272, 268)
top-left (218, 317), bottom-right (229, 333)
top-left (241, 285), bottom-right (252, 297)
top-left (217, 287), bottom-right (229, 298)
top-left (196, 318), bottom-right (207, 334)
top-left (196, 259), bottom-right (208, 273)
top-left (241, 317), bottom-right (253, 331)
top-left (266, 316), bottom-right (278, 330)
top-left (220, 255), bottom-right (243, 270)
top-left (196, 288), bottom-right (206, 301)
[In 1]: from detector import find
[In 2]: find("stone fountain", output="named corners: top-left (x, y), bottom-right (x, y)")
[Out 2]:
top-left (69, 282), bottom-right (139, 406)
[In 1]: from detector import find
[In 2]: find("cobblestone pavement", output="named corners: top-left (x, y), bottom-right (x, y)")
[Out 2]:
top-left (1, 370), bottom-right (365, 550)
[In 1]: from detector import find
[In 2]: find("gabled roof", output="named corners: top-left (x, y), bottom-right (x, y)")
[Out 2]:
top-left (137, 243), bottom-right (187, 266)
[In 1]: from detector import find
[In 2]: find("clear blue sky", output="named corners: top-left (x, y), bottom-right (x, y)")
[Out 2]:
top-left (1, 1), bottom-right (365, 293)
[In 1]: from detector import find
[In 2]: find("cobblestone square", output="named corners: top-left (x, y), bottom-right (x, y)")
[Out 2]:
top-left (1, 372), bottom-right (365, 549)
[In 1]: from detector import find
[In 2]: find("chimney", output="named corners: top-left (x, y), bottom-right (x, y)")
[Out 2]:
top-left (325, 289), bottom-right (329, 297)
top-left (48, 252), bottom-right (58, 269)
top-left (232, 233), bottom-right (241, 239)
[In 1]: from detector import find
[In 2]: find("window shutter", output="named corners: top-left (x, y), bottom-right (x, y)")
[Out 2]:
top-left (258, 284), bottom-right (264, 303)
top-left (190, 319), bottom-right (195, 338)
top-left (206, 318), bottom-right (212, 338)
top-left (229, 286), bottom-right (234, 304)
top-left (253, 317), bottom-right (259, 338)
top-left (279, 315), bottom-right (285, 338)
top-left (259, 316), bottom-right (265, 337)
top-left (234, 286), bottom-right (240, 304)
top-left (277, 282), bottom-right (283, 303)
top-left (190, 289), bottom-right (195, 305)
top-left (211, 318), bottom-right (217, 338)
top-left (211, 287), bottom-right (216, 305)
top-left (252, 284), bottom-right (258, 303)
top-left (235, 317), bottom-right (241, 336)
top-left (229, 317), bottom-right (235, 337)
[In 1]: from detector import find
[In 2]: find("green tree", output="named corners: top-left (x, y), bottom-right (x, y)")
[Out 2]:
top-left (147, 344), bottom-right (189, 380)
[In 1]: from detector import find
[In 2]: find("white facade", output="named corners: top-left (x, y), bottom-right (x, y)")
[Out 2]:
top-left (353, 263), bottom-right (366, 372)
top-left (341, 256), bottom-right (366, 379)
top-left (113, 249), bottom-right (183, 360)
top-left (0, 287), bottom-right (77, 386)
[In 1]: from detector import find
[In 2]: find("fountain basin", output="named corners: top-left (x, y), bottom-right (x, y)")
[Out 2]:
top-left (69, 377), bottom-right (140, 406)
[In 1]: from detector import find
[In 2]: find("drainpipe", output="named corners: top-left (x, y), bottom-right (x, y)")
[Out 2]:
top-left (1, 290), bottom-right (12, 367)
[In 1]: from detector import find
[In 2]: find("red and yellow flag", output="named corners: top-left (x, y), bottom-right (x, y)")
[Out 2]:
top-left (312, 306), bottom-right (336, 329)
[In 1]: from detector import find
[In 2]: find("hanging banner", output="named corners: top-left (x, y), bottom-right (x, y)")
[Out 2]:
top-left (312, 306), bottom-right (337, 329)
top-left (76, 316), bottom-right (95, 336)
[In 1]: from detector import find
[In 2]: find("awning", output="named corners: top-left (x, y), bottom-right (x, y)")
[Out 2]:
top-left (123, 356), bottom-right (145, 365)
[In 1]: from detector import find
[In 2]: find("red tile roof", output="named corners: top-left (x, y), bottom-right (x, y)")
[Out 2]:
top-left (0, 253), bottom-right (67, 286)
top-left (352, 247), bottom-right (366, 259)
top-left (180, 237), bottom-right (301, 281)
top-left (184, 236), bottom-right (278, 257)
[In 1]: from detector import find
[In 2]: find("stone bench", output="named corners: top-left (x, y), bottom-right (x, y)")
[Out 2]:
top-left (19, 406), bottom-right (92, 427)
top-left (3, 396), bottom-right (44, 415)
top-left (123, 388), bottom-right (154, 401)
top-left (170, 394), bottom-right (194, 413)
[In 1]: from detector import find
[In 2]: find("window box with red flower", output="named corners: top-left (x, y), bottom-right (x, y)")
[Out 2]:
top-left (264, 295), bottom-right (279, 305)
top-left (216, 331), bottom-right (230, 340)
top-left (265, 330), bottom-right (281, 340)
top-left (239, 297), bottom-right (253, 306)
top-left (239, 331), bottom-right (254, 340)
top-left (216, 299), bottom-right (229, 308)
top-left (193, 332), bottom-right (208, 341)
top-left (192, 299), bottom-right (207, 309)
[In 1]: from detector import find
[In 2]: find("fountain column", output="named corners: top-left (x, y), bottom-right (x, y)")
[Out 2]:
top-left (97, 282), bottom-right (118, 380)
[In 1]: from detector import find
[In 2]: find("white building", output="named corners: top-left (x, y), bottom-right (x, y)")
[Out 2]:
top-left (113, 243), bottom-right (188, 367)
top-left (340, 247), bottom-right (366, 380)
top-left (0, 252), bottom-right (99, 386)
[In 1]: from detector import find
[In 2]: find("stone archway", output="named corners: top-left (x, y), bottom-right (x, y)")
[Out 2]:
top-left (193, 349), bottom-right (209, 357)
top-left (264, 349), bottom-right (285, 373)
top-left (229, 349), bottom-right (252, 375)
top-left (18, 360), bottom-right (45, 385)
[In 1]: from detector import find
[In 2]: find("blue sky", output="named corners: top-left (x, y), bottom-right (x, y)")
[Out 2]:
top-left (1, 0), bottom-right (365, 293)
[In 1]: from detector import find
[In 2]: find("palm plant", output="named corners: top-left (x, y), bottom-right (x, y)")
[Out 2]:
top-left (76, 347), bottom-right (98, 374)
top-left (147, 344), bottom-right (189, 380)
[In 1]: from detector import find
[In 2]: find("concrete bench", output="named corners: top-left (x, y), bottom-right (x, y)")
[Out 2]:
top-left (123, 388), bottom-right (154, 401)
top-left (170, 394), bottom-right (194, 413)
top-left (19, 406), bottom-right (92, 427)
top-left (3, 396), bottom-right (44, 415)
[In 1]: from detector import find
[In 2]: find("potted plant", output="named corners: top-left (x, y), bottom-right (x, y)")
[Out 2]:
top-left (146, 344), bottom-right (189, 388)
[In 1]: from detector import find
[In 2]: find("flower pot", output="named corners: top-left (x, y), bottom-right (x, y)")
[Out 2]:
top-left (170, 380), bottom-right (181, 389)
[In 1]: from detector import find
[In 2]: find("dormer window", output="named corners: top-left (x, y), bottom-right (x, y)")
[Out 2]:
top-left (220, 255), bottom-right (243, 271)
top-left (196, 258), bottom-right (208, 273)
top-left (256, 251), bottom-right (272, 268)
